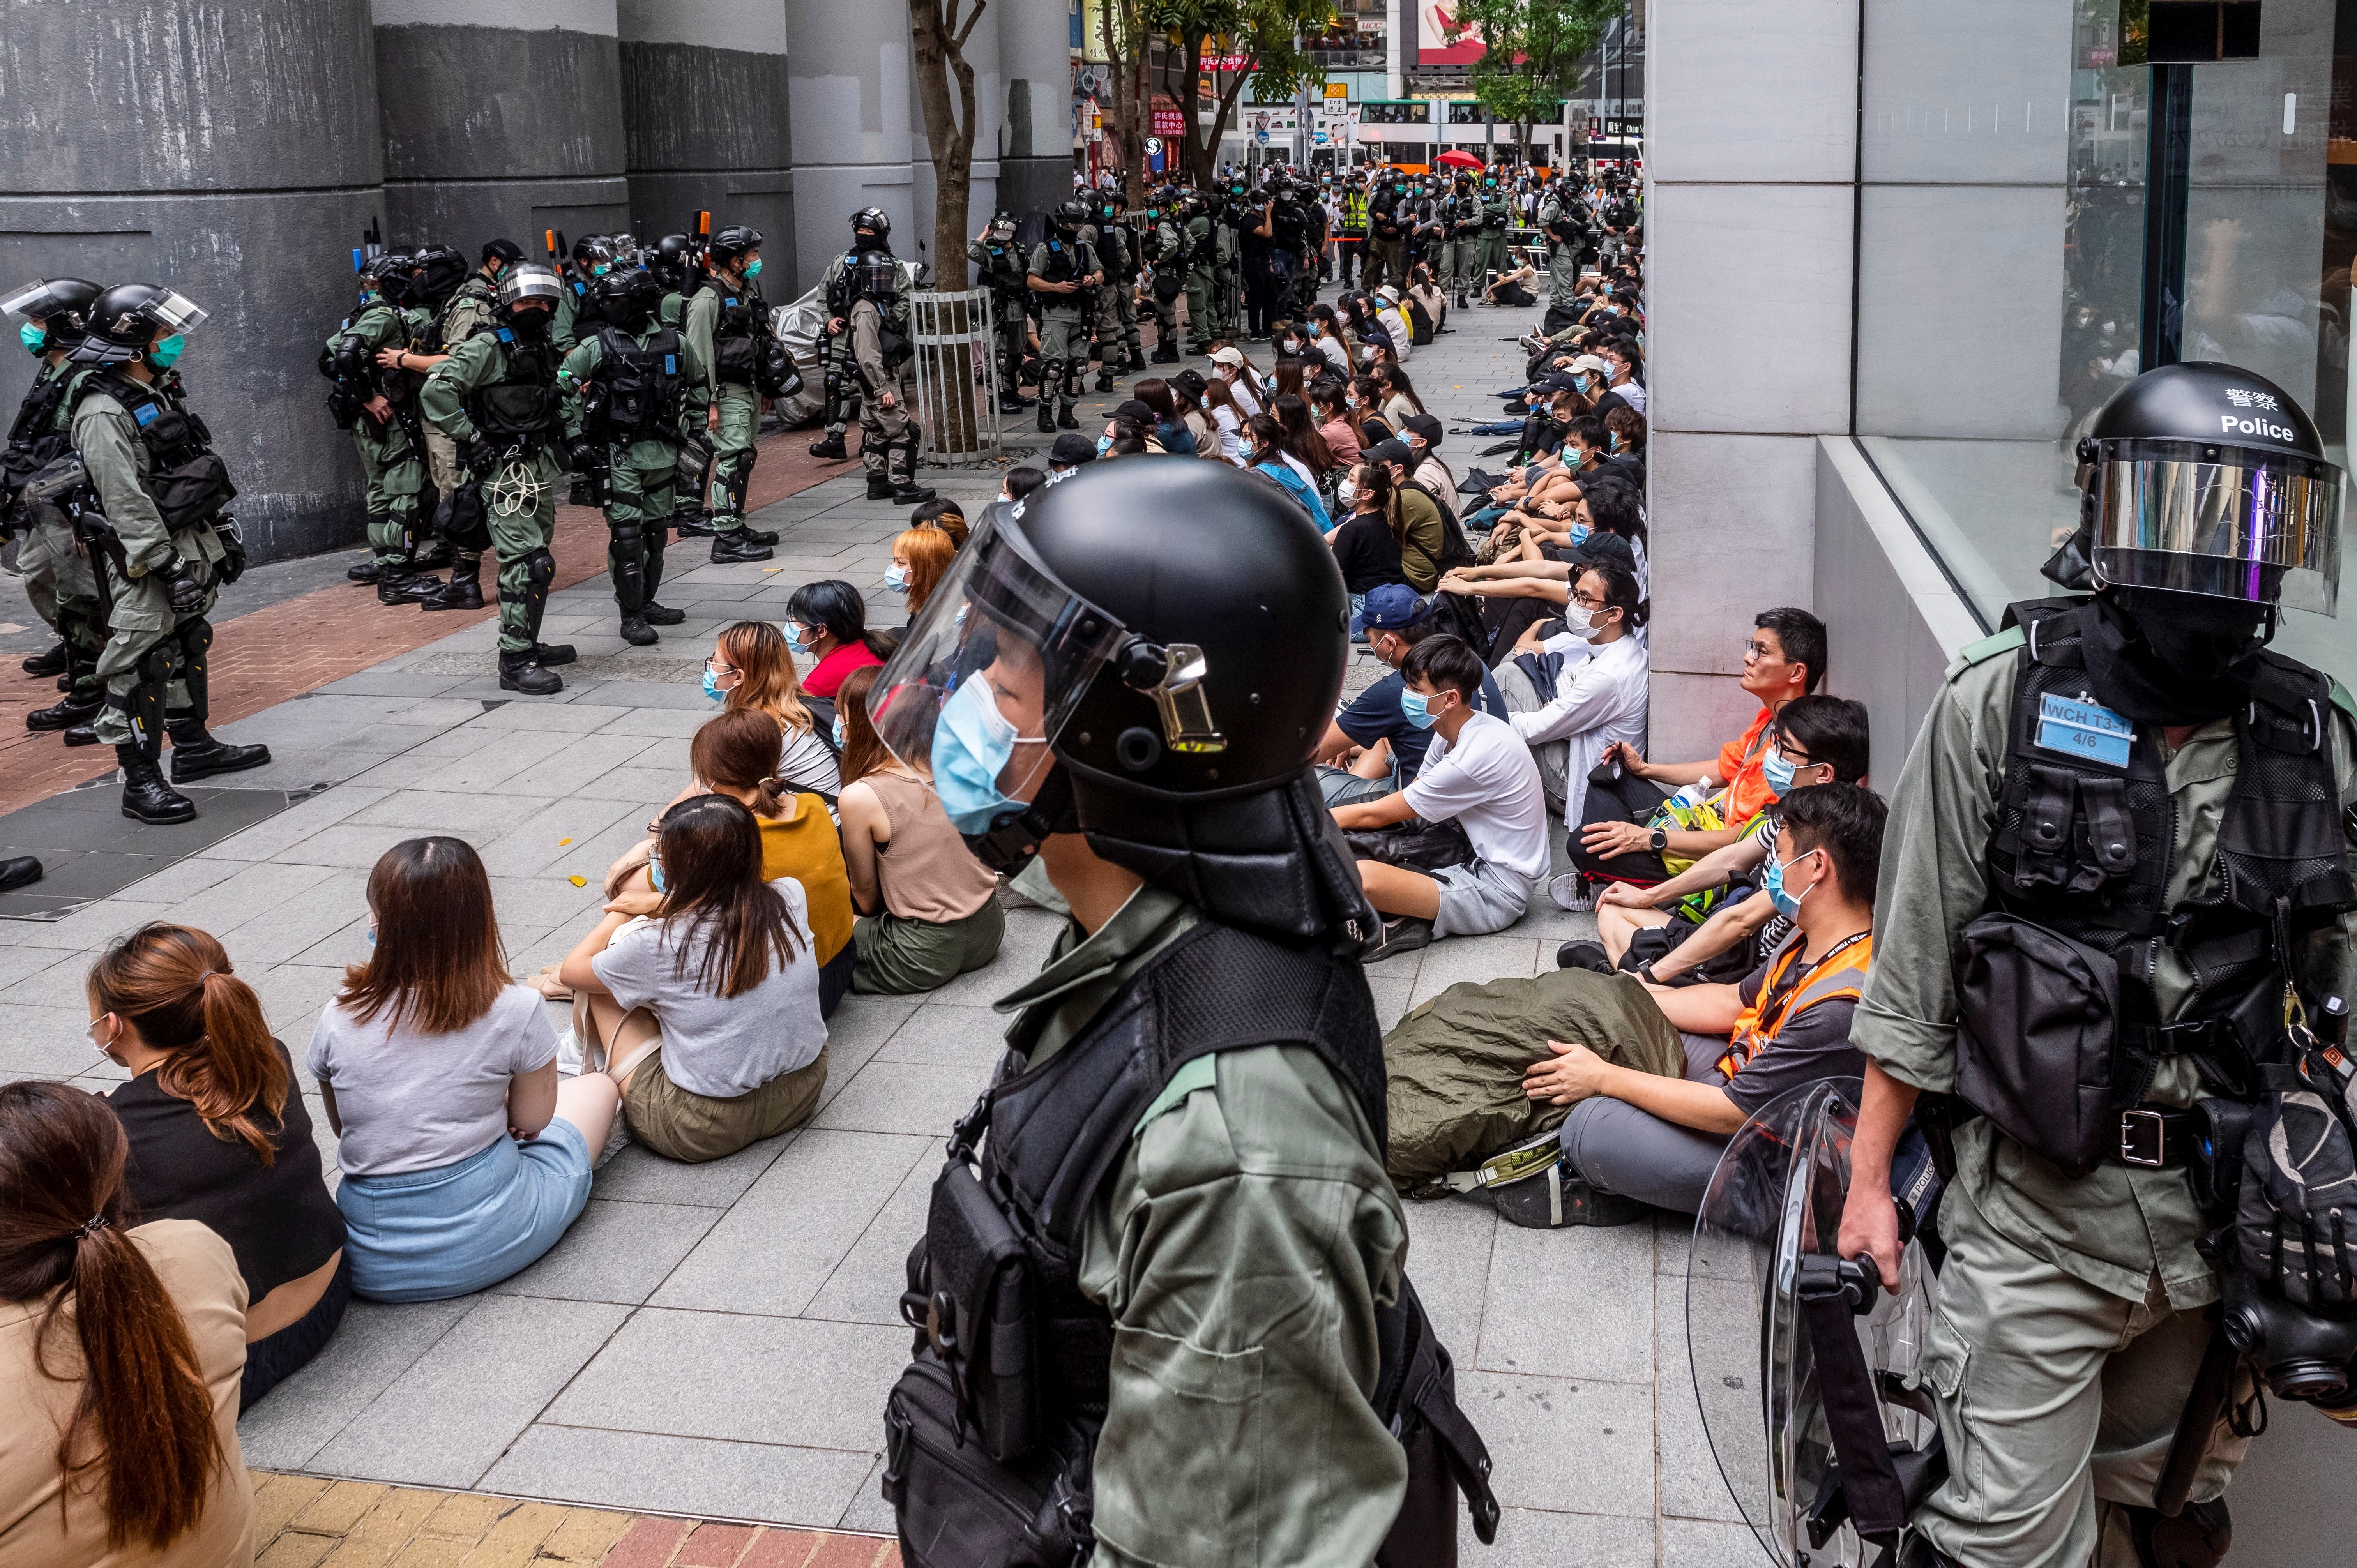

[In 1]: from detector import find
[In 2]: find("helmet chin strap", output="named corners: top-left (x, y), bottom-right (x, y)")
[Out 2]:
top-left (960, 763), bottom-right (1078, 877)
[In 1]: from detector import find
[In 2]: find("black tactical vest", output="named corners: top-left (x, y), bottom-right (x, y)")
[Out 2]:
top-left (78, 370), bottom-right (237, 532)
top-left (701, 278), bottom-right (765, 384)
top-left (584, 325), bottom-right (687, 441)
top-left (462, 331), bottom-right (565, 444)
top-left (1984, 598), bottom-right (2353, 1058)
top-left (3, 367), bottom-right (74, 486)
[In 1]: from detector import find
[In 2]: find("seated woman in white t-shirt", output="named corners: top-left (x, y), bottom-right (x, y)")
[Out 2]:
top-left (309, 837), bottom-right (621, 1303)
top-left (1330, 634), bottom-right (1550, 961)
top-left (559, 793), bottom-right (827, 1165)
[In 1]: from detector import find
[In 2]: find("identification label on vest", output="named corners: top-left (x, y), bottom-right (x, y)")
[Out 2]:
top-left (2034, 693), bottom-right (2135, 768)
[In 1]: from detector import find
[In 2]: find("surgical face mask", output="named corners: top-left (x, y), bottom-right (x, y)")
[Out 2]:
top-left (1336, 476), bottom-right (1357, 508)
top-left (365, 926), bottom-right (376, 947)
top-left (1572, 373), bottom-right (1590, 394)
top-left (20, 323), bottom-right (45, 355)
top-left (148, 334), bottom-right (186, 369)
top-left (87, 1016), bottom-right (117, 1056)
top-left (1761, 846), bottom-right (1817, 920)
top-left (701, 669), bottom-right (728, 703)
top-left (1263, 373), bottom-right (1277, 392)
top-left (649, 856), bottom-right (668, 894)
top-left (786, 622), bottom-right (816, 654)
top-left (884, 563), bottom-right (910, 595)
top-left (930, 673), bottom-right (1025, 834)
top-left (1399, 687), bottom-right (1447, 730)
top-left (1561, 604), bottom-right (1606, 641)
top-left (747, 259), bottom-right (763, 277)
top-left (832, 716), bottom-right (846, 749)
top-left (590, 263), bottom-right (611, 277)
top-left (1096, 433), bottom-right (1113, 456)
top-left (1761, 745), bottom-right (1799, 797)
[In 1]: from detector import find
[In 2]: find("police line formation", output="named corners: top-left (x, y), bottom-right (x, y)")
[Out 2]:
top-left (5, 155), bottom-right (2357, 1568)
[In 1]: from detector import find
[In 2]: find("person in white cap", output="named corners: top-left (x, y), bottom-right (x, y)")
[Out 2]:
top-left (1371, 288), bottom-right (1414, 365)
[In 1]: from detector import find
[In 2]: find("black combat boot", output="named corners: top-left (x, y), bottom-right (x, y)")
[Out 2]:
top-left (1095, 369), bottom-right (1116, 393)
top-left (376, 566), bottom-right (443, 606)
top-left (25, 689), bottom-right (103, 733)
top-left (671, 510), bottom-right (716, 537)
top-left (1151, 342), bottom-right (1181, 364)
top-left (117, 744), bottom-right (197, 823)
top-left (166, 722), bottom-right (272, 783)
top-left (807, 433), bottom-right (849, 460)
top-left (998, 393), bottom-right (1028, 415)
top-left (619, 614), bottom-right (657, 646)
top-left (498, 651), bottom-right (564, 696)
top-left (1036, 400), bottom-right (1055, 433)
top-left (866, 472), bottom-right (898, 500)
top-left (644, 603), bottom-right (686, 625)
top-left (710, 531), bottom-right (774, 563)
top-left (419, 558), bottom-right (484, 612)
top-left (532, 643), bottom-right (576, 666)
top-left (1056, 402), bottom-right (1080, 430)
top-left (1126, 346), bottom-right (1148, 372)
top-left (20, 642), bottom-right (68, 678)
top-left (346, 558), bottom-right (382, 583)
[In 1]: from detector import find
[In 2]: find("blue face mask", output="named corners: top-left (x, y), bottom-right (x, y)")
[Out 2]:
top-left (19, 323), bottom-right (45, 355)
top-left (148, 334), bottom-right (186, 369)
top-left (746, 259), bottom-right (763, 277)
top-left (1399, 687), bottom-right (1444, 730)
top-left (1095, 433), bottom-right (1113, 456)
top-left (1762, 746), bottom-right (1798, 798)
top-left (930, 673), bottom-right (1025, 834)
top-left (701, 669), bottom-right (727, 703)
top-left (1571, 373), bottom-right (1590, 394)
top-left (649, 857), bottom-right (668, 894)
top-left (832, 715), bottom-right (846, 748)
top-left (365, 926), bottom-right (376, 947)
top-left (786, 622), bottom-right (816, 654)
top-left (884, 564), bottom-right (910, 595)
top-left (1762, 847), bottom-right (1814, 919)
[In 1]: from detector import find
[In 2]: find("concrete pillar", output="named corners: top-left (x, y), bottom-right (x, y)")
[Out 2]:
top-left (910, 1), bottom-right (1002, 288)
top-left (995, 0), bottom-right (1074, 223)
top-left (0, 0), bottom-right (387, 563)
top-left (616, 2), bottom-right (794, 255)
top-left (371, 0), bottom-right (631, 256)
top-left (782, 0), bottom-right (914, 295)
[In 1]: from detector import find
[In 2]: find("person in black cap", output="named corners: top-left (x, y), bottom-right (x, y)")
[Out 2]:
top-left (1044, 430), bottom-right (1097, 480)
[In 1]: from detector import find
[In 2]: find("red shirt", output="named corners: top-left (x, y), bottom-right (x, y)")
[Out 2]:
top-left (802, 641), bottom-right (884, 699)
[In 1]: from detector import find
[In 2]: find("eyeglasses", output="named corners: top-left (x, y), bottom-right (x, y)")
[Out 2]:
top-left (703, 658), bottom-right (739, 676)
top-left (1743, 640), bottom-right (1782, 662)
top-left (1569, 592), bottom-right (1609, 611)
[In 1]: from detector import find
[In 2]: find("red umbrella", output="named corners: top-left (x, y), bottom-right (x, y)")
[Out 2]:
top-left (1435, 148), bottom-right (1484, 169)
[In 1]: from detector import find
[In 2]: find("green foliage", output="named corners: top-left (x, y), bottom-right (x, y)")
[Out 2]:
top-left (1450, 0), bottom-right (1623, 129)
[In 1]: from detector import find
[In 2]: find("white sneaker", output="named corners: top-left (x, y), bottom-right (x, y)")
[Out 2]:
top-left (1548, 872), bottom-right (1590, 912)
top-left (555, 1026), bottom-right (584, 1079)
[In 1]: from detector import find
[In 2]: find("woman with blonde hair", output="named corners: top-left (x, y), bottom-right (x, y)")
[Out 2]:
top-left (0, 1083), bottom-right (254, 1565)
top-left (703, 620), bottom-right (838, 795)
top-left (92, 923), bottom-right (346, 1408)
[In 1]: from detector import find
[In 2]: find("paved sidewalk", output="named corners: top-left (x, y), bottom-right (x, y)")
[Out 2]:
top-left (0, 297), bottom-right (1758, 1566)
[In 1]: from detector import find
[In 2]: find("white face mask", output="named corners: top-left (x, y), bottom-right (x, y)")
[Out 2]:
top-left (1560, 604), bottom-right (1607, 641)
top-left (1336, 477), bottom-right (1357, 507)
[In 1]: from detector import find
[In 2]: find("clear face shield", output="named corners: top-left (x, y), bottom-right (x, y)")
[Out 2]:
top-left (3, 280), bottom-right (75, 320)
top-left (2091, 440), bottom-right (2343, 617)
top-left (866, 512), bottom-right (1224, 843)
top-left (143, 289), bottom-right (208, 337)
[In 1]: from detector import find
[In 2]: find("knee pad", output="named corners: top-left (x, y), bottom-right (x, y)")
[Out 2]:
top-left (608, 518), bottom-right (643, 552)
top-left (524, 547), bottom-right (558, 590)
top-left (175, 617), bottom-right (214, 660)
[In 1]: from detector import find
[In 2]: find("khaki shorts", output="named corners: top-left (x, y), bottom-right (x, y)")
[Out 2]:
top-left (622, 1044), bottom-right (828, 1164)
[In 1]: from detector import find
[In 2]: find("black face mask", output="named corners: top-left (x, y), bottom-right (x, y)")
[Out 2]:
top-left (2083, 588), bottom-right (2272, 725)
top-left (506, 308), bottom-right (551, 343)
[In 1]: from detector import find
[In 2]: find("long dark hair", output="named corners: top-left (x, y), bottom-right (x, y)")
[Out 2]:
top-left (1353, 462), bottom-right (1406, 550)
top-left (654, 794), bottom-right (802, 999)
top-left (340, 838), bottom-right (511, 1036)
top-left (1271, 393), bottom-right (1337, 475)
top-left (786, 579), bottom-right (892, 662)
top-left (1378, 364), bottom-right (1426, 415)
top-left (835, 665), bottom-right (891, 788)
top-left (89, 923), bottom-right (286, 1164)
top-left (0, 1083), bottom-right (224, 1550)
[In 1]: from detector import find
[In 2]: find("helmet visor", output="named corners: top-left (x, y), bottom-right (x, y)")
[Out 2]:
top-left (3, 279), bottom-right (73, 320)
top-left (147, 290), bottom-right (208, 336)
top-left (867, 513), bottom-right (1130, 812)
top-left (498, 265), bottom-right (566, 309)
top-left (2094, 446), bottom-right (2342, 616)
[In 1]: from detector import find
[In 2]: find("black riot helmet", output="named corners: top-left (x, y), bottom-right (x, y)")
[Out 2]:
top-left (1053, 199), bottom-right (1088, 237)
top-left (570, 234), bottom-right (617, 276)
top-left (493, 263), bottom-right (565, 344)
top-left (648, 234), bottom-right (696, 293)
top-left (851, 207), bottom-right (892, 251)
top-left (3, 277), bottom-right (102, 351)
top-left (587, 267), bottom-right (660, 332)
top-left (70, 283), bottom-right (210, 366)
top-left (709, 226), bottom-right (763, 270)
top-left (2051, 361), bottom-right (2343, 620)
top-left (406, 245), bottom-right (469, 307)
top-left (987, 210), bottom-right (1017, 243)
top-left (865, 461), bottom-right (1373, 943)
top-left (364, 252), bottom-right (415, 307)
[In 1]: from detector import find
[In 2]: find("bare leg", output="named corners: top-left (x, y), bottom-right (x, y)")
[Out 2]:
top-left (1358, 860), bottom-right (1443, 922)
top-left (553, 1074), bottom-right (621, 1158)
top-left (1597, 901), bottom-right (1671, 966)
top-left (585, 993), bottom-right (664, 1093)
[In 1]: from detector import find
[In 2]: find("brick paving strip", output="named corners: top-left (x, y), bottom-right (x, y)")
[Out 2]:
top-left (0, 435), bottom-right (860, 818)
top-left (253, 1473), bottom-right (900, 1568)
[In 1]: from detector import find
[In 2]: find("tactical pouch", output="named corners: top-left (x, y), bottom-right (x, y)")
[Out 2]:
top-left (1952, 911), bottom-right (2124, 1177)
top-left (713, 334), bottom-right (759, 384)
top-left (756, 339), bottom-right (803, 398)
top-left (1152, 272), bottom-right (1183, 304)
top-left (1344, 816), bottom-right (1474, 874)
top-left (881, 1349), bottom-right (1088, 1568)
top-left (149, 450), bottom-right (237, 532)
top-left (903, 1157), bottom-right (1037, 1463)
top-left (442, 481), bottom-right (491, 551)
top-left (673, 436), bottom-right (713, 498)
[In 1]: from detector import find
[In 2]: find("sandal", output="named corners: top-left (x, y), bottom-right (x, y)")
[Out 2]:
top-left (531, 965), bottom-right (573, 1002)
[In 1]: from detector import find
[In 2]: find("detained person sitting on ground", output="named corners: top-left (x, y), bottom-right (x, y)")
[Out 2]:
top-left (888, 524), bottom-right (958, 623)
top-left (701, 620), bottom-right (839, 796)
top-left (1525, 782), bottom-right (1885, 1215)
top-left (560, 794), bottom-right (828, 1164)
top-left (1573, 606), bottom-right (1824, 888)
top-left (310, 837), bottom-right (620, 1303)
top-left (1588, 695), bottom-right (1869, 986)
top-left (1332, 634), bottom-right (1550, 959)
top-left (1490, 562), bottom-right (1651, 825)
top-left (1311, 584), bottom-right (1511, 809)
top-left (834, 665), bottom-right (1007, 994)
top-left (93, 923), bottom-right (348, 1412)
top-left (785, 578), bottom-right (889, 737)
top-left (1362, 439), bottom-right (1457, 593)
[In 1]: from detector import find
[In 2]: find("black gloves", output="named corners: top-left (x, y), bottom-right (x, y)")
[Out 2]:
top-left (213, 515), bottom-right (248, 585)
top-left (567, 439), bottom-right (599, 474)
top-left (161, 554), bottom-right (206, 613)
top-left (462, 434), bottom-right (499, 473)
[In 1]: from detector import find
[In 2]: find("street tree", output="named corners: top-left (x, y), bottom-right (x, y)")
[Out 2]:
top-left (1448, 0), bottom-right (1621, 162)
top-left (1155, 0), bottom-right (1330, 186)
top-left (910, 0), bottom-right (991, 284)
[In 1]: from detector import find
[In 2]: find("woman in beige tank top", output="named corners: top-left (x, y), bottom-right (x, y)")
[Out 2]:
top-left (834, 667), bottom-right (1006, 994)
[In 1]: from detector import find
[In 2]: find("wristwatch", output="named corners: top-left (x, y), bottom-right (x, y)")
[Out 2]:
top-left (1636, 961), bottom-right (1660, 985)
top-left (1648, 827), bottom-right (1668, 853)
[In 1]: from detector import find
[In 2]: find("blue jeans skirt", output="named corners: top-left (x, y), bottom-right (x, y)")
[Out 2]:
top-left (336, 1120), bottom-right (594, 1303)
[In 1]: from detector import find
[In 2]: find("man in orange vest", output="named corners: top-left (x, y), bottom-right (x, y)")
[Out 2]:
top-left (1523, 782), bottom-right (1885, 1213)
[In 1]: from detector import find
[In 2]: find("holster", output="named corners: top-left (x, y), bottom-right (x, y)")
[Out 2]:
top-left (901, 1157), bottom-right (1037, 1464)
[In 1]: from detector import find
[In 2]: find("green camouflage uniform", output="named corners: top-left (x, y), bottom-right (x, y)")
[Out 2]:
top-left (560, 323), bottom-right (706, 625)
top-left (422, 330), bottom-right (565, 657)
top-left (12, 359), bottom-right (106, 700)
top-left (330, 296), bottom-right (432, 569)
top-left (680, 272), bottom-right (763, 534)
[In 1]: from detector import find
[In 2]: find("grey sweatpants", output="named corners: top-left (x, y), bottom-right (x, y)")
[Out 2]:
top-left (1555, 1032), bottom-right (1732, 1215)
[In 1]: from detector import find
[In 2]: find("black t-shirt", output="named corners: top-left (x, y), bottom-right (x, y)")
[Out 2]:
top-left (1330, 512), bottom-right (1409, 593)
top-left (109, 1040), bottom-right (346, 1299)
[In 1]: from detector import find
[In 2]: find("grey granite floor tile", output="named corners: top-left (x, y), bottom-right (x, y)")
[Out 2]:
top-left (489, 1198), bottom-right (720, 1305)
top-left (1477, 1217), bottom-right (1656, 1385)
top-left (1459, 1368), bottom-right (1655, 1519)
top-left (591, 1133), bottom-right (795, 1208)
top-left (346, 787), bottom-right (563, 833)
top-left (809, 1055), bottom-right (997, 1137)
top-left (1408, 934), bottom-right (1546, 1008)
top-left (481, 1424), bottom-right (878, 1531)
top-left (1400, 1193), bottom-right (1497, 1355)
top-left (1464, 1506), bottom-right (1657, 1567)
top-left (309, 1295), bottom-right (629, 1489)
top-left (1663, 1518), bottom-right (1767, 1568)
top-left (871, 1002), bottom-right (1009, 1067)
top-left (233, 1297), bottom-right (474, 1469)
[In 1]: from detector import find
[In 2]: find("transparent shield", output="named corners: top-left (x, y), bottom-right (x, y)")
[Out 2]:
top-left (148, 290), bottom-right (209, 336)
top-left (2, 279), bottom-right (70, 319)
top-left (865, 514), bottom-right (1128, 814)
top-left (2096, 456), bottom-right (2343, 615)
top-left (1689, 1080), bottom-right (1936, 1568)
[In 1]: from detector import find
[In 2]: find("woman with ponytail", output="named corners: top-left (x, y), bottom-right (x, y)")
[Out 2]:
top-left (92, 923), bottom-right (346, 1411)
top-left (0, 1081), bottom-right (253, 1564)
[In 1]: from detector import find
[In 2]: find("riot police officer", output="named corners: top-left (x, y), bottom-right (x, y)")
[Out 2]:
top-left (841, 251), bottom-right (933, 506)
top-left (1837, 362), bottom-right (2356, 1568)
top-left (1142, 190), bottom-right (1188, 364)
top-left (68, 283), bottom-right (270, 821)
top-left (680, 224), bottom-right (779, 562)
top-left (1214, 180), bottom-right (1247, 341)
top-left (1027, 201), bottom-right (1102, 433)
top-left (1475, 173), bottom-right (1514, 298)
top-left (1366, 175), bottom-right (1409, 295)
top-left (323, 252), bottom-right (443, 604)
top-left (872, 457), bottom-right (1498, 1566)
top-left (968, 213), bottom-right (1030, 416)
top-left (1182, 187), bottom-right (1220, 356)
top-left (552, 234), bottom-right (617, 354)
top-left (4, 276), bottom-right (107, 735)
top-left (421, 262), bottom-right (574, 696)
top-left (1444, 173), bottom-right (1483, 309)
top-left (647, 234), bottom-right (698, 326)
top-left (1088, 193), bottom-right (1144, 383)
top-left (560, 267), bottom-right (705, 646)
top-left (1537, 179), bottom-right (1590, 313)
top-left (810, 208), bottom-right (893, 463)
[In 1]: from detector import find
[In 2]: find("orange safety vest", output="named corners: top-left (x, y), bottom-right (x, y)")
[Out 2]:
top-left (1716, 930), bottom-right (1872, 1081)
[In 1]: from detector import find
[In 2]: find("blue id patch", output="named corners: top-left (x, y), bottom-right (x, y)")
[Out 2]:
top-left (2035, 693), bottom-right (2134, 769)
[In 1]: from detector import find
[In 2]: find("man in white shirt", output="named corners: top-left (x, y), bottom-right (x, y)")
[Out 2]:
top-left (1599, 339), bottom-right (1647, 415)
top-left (1331, 634), bottom-right (1548, 960)
top-left (1495, 559), bottom-right (1650, 825)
